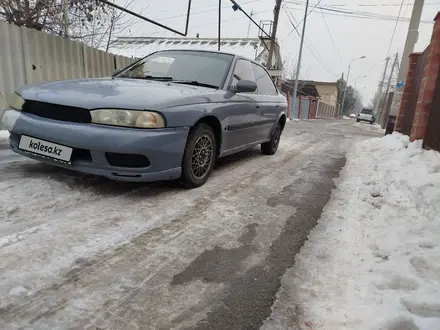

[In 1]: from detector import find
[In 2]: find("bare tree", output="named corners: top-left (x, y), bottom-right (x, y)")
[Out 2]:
top-left (0, 0), bottom-right (143, 53)
top-left (0, 0), bottom-right (109, 36)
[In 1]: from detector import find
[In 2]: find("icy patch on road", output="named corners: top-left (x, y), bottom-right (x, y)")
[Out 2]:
top-left (263, 133), bottom-right (440, 330)
top-left (353, 121), bottom-right (385, 133)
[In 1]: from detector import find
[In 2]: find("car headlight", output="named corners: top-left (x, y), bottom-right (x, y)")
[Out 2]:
top-left (7, 93), bottom-right (25, 111)
top-left (90, 109), bottom-right (166, 128)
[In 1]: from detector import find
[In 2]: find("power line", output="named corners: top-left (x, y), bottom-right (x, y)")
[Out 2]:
top-left (329, 1), bottom-right (440, 7)
top-left (287, 1), bottom-right (440, 7)
top-left (386, 0), bottom-right (405, 56)
top-left (284, 1), bottom-right (434, 24)
top-left (319, 8), bottom-right (344, 62)
top-left (281, 5), bottom-right (338, 77)
top-left (191, 9), bottom-right (272, 28)
top-left (281, 0), bottom-right (323, 42)
top-left (154, 0), bottom-right (260, 21)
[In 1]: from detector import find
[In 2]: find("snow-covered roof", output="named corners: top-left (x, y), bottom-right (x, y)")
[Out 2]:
top-left (111, 37), bottom-right (262, 61)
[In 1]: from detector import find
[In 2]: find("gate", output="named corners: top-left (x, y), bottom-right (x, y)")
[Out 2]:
top-left (401, 50), bottom-right (428, 136)
top-left (290, 96), bottom-right (299, 119)
top-left (300, 97), bottom-right (310, 120)
top-left (308, 99), bottom-right (318, 119)
top-left (423, 66), bottom-right (440, 151)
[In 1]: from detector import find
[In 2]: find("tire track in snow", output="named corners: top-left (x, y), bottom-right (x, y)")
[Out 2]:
top-left (0, 127), bottom-right (318, 327)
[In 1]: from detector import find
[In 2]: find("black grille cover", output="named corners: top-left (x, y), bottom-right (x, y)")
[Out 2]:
top-left (23, 101), bottom-right (91, 124)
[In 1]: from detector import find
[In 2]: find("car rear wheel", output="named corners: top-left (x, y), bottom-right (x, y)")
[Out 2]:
top-left (356, 119), bottom-right (360, 122)
top-left (181, 124), bottom-right (217, 188)
top-left (261, 122), bottom-right (281, 155)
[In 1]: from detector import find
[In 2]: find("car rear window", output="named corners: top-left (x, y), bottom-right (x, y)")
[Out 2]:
top-left (361, 109), bottom-right (373, 114)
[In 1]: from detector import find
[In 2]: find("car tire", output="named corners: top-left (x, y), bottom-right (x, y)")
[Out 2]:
top-left (356, 119), bottom-right (360, 122)
top-left (261, 122), bottom-right (281, 155)
top-left (181, 124), bottom-right (217, 189)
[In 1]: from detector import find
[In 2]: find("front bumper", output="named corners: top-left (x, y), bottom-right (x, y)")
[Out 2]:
top-left (2, 109), bottom-right (190, 182)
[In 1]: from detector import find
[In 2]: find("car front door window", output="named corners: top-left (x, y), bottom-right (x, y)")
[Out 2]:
top-left (231, 59), bottom-right (257, 89)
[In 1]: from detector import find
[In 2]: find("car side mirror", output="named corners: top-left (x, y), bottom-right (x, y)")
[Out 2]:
top-left (234, 80), bottom-right (257, 93)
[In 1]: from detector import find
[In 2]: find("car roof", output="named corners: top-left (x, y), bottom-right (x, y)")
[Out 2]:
top-left (152, 48), bottom-right (255, 62)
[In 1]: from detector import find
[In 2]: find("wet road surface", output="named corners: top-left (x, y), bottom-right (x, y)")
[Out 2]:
top-left (0, 120), bottom-right (382, 329)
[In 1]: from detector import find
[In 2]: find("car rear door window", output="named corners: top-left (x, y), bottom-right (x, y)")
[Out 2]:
top-left (231, 59), bottom-right (256, 88)
top-left (252, 63), bottom-right (278, 95)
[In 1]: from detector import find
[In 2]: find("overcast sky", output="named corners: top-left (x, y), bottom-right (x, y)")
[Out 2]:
top-left (114, 0), bottom-right (438, 105)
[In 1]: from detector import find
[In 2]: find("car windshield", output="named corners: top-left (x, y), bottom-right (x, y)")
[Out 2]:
top-left (361, 109), bottom-right (373, 114)
top-left (116, 50), bottom-right (234, 89)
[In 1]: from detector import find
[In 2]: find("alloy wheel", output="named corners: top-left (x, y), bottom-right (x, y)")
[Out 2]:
top-left (191, 134), bottom-right (214, 179)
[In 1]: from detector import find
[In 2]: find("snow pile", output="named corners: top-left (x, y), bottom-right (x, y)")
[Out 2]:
top-left (0, 130), bottom-right (9, 140)
top-left (264, 133), bottom-right (440, 330)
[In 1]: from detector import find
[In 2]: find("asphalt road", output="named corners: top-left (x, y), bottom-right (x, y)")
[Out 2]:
top-left (0, 120), bottom-right (382, 330)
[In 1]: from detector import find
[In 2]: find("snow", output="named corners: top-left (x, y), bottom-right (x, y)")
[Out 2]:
top-left (111, 38), bottom-right (262, 61)
top-left (0, 130), bottom-right (9, 140)
top-left (263, 132), bottom-right (440, 330)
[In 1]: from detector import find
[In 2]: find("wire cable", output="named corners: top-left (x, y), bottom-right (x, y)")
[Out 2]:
top-left (281, 0), bottom-right (323, 42)
top-left (319, 7), bottom-right (344, 62)
top-left (386, 0), bottom-right (405, 56)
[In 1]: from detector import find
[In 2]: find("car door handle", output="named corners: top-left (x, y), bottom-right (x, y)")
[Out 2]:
top-left (256, 104), bottom-right (261, 109)
top-left (276, 104), bottom-right (280, 108)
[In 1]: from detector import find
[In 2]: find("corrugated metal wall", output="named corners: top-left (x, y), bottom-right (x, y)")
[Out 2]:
top-left (0, 23), bottom-right (26, 116)
top-left (0, 21), bottom-right (137, 111)
top-left (316, 102), bottom-right (337, 118)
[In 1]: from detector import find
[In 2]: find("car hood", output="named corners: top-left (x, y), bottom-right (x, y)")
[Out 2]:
top-left (17, 78), bottom-right (218, 110)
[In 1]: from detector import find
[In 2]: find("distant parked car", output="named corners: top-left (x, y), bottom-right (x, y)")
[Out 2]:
top-left (349, 113), bottom-right (356, 118)
top-left (357, 108), bottom-right (375, 124)
top-left (1, 50), bottom-right (287, 188)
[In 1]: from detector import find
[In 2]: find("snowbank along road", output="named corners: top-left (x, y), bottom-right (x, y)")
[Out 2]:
top-left (0, 120), bottom-right (381, 329)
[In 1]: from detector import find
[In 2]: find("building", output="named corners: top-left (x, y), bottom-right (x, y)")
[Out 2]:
top-left (111, 36), bottom-right (283, 80)
top-left (282, 80), bottom-right (339, 119)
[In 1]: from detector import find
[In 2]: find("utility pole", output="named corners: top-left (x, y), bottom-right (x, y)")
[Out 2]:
top-left (218, 0), bottom-right (221, 51)
top-left (247, 9), bottom-right (253, 38)
top-left (63, 0), bottom-right (69, 38)
top-left (340, 56), bottom-right (365, 116)
top-left (387, 0), bottom-right (424, 130)
top-left (338, 72), bottom-right (344, 115)
top-left (374, 56), bottom-right (390, 120)
top-left (292, 0), bottom-right (309, 110)
top-left (379, 53), bottom-right (399, 125)
top-left (267, 0), bottom-right (282, 70)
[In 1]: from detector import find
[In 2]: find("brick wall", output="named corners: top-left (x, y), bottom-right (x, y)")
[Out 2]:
top-left (394, 11), bottom-right (440, 143)
top-left (394, 52), bottom-right (422, 132)
top-left (410, 12), bottom-right (440, 141)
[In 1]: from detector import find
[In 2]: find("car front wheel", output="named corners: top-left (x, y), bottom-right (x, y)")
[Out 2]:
top-left (181, 124), bottom-right (217, 188)
top-left (261, 122), bottom-right (281, 155)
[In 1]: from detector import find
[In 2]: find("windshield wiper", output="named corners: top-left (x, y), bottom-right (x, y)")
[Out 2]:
top-left (132, 75), bottom-right (174, 81)
top-left (171, 80), bottom-right (218, 89)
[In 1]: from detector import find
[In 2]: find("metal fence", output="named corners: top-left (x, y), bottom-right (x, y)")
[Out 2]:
top-left (316, 101), bottom-right (337, 119)
top-left (0, 21), bottom-right (136, 111)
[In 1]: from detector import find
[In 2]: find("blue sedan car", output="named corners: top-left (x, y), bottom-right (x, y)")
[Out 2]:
top-left (1, 50), bottom-right (287, 188)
